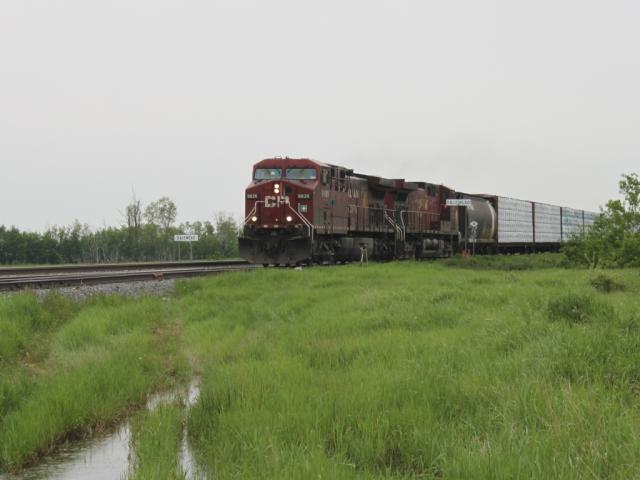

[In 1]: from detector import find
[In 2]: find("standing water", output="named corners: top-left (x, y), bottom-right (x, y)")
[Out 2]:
top-left (0, 380), bottom-right (203, 480)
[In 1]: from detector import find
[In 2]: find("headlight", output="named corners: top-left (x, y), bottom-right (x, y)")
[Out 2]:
top-left (273, 184), bottom-right (280, 192)
top-left (286, 215), bottom-right (293, 222)
top-left (251, 216), bottom-right (258, 222)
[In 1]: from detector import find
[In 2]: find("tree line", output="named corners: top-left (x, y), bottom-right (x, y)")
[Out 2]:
top-left (563, 173), bottom-right (640, 268)
top-left (0, 197), bottom-right (241, 265)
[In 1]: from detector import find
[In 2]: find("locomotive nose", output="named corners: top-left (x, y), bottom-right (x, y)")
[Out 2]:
top-left (246, 178), bottom-right (309, 228)
top-left (257, 181), bottom-right (293, 226)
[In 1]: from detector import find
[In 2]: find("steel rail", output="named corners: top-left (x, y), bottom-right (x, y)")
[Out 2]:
top-left (0, 260), bottom-right (249, 276)
top-left (0, 261), bottom-right (258, 291)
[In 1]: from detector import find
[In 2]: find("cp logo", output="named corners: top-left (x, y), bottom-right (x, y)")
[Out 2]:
top-left (264, 195), bottom-right (290, 208)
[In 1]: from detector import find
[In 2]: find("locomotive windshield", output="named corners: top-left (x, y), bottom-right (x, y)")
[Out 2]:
top-left (285, 168), bottom-right (317, 180)
top-left (254, 168), bottom-right (281, 180)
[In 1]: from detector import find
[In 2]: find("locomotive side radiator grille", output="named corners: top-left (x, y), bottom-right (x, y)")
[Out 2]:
top-left (347, 205), bottom-right (395, 234)
top-left (399, 210), bottom-right (441, 234)
top-left (345, 206), bottom-right (442, 237)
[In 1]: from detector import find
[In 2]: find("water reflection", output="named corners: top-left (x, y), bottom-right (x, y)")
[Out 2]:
top-left (179, 381), bottom-right (204, 480)
top-left (0, 380), bottom-right (203, 480)
top-left (0, 424), bottom-right (131, 480)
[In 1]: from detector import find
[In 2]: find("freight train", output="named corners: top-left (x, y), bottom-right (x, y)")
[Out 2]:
top-left (239, 157), bottom-right (598, 265)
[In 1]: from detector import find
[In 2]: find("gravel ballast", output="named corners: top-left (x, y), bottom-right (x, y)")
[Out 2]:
top-left (3, 279), bottom-right (178, 302)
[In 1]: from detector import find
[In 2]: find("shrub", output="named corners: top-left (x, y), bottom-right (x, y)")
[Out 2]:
top-left (442, 253), bottom-right (564, 271)
top-left (547, 292), bottom-right (614, 325)
top-left (590, 274), bottom-right (626, 293)
top-left (562, 173), bottom-right (640, 268)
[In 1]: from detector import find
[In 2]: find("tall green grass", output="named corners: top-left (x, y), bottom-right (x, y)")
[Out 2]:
top-left (177, 264), bottom-right (640, 479)
top-left (129, 404), bottom-right (185, 480)
top-left (440, 252), bottom-right (566, 270)
top-left (2, 262), bottom-right (640, 478)
top-left (0, 294), bottom-right (188, 472)
top-left (0, 292), bottom-right (78, 363)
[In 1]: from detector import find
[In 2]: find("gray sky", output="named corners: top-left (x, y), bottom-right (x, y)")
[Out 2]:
top-left (1, 0), bottom-right (638, 231)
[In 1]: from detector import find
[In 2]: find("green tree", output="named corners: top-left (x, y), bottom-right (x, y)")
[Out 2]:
top-left (563, 173), bottom-right (640, 267)
top-left (214, 213), bottom-right (240, 258)
top-left (142, 197), bottom-right (179, 260)
top-left (144, 197), bottom-right (177, 232)
top-left (0, 192), bottom-right (240, 264)
top-left (122, 194), bottom-right (144, 261)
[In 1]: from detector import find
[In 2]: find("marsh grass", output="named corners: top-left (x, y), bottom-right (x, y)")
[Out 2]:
top-left (547, 292), bottom-right (614, 324)
top-left (178, 264), bottom-right (640, 479)
top-left (129, 404), bottom-right (185, 480)
top-left (2, 261), bottom-right (640, 478)
top-left (590, 273), bottom-right (627, 293)
top-left (440, 252), bottom-right (565, 270)
top-left (0, 294), bottom-right (187, 472)
top-left (0, 292), bottom-right (78, 363)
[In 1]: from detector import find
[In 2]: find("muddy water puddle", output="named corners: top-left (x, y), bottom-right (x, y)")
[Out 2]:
top-left (1, 380), bottom-right (204, 480)
top-left (0, 425), bottom-right (131, 480)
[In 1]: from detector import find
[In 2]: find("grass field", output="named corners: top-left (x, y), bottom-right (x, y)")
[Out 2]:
top-left (2, 258), bottom-right (640, 478)
top-left (0, 294), bottom-right (188, 471)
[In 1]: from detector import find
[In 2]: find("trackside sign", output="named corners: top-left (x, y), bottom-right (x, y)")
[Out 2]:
top-left (174, 235), bottom-right (199, 242)
top-left (445, 199), bottom-right (472, 207)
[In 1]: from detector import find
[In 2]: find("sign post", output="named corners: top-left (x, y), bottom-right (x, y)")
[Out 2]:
top-left (469, 220), bottom-right (478, 256)
top-left (174, 234), bottom-right (199, 260)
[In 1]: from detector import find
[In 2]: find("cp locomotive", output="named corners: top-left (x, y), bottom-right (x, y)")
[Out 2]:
top-left (239, 157), bottom-right (597, 265)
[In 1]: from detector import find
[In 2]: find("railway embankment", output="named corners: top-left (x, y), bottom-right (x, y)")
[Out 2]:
top-left (1, 259), bottom-right (639, 478)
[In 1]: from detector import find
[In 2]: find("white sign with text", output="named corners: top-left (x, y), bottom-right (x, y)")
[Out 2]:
top-left (445, 199), bottom-right (473, 207)
top-left (174, 235), bottom-right (199, 242)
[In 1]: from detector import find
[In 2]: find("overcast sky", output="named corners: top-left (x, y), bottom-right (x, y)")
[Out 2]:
top-left (1, 0), bottom-right (638, 230)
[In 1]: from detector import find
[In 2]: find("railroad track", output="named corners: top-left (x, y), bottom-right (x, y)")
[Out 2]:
top-left (0, 260), bottom-right (259, 291)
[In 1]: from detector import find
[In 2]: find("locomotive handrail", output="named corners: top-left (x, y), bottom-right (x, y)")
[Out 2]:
top-left (384, 210), bottom-right (405, 242)
top-left (346, 205), bottom-right (409, 236)
top-left (287, 204), bottom-right (314, 240)
top-left (399, 209), bottom-right (441, 234)
top-left (347, 205), bottom-right (443, 241)
top-left (244, 201), bottom-right (264, 224)
top-left (400, 211), bottom-right (407, 240)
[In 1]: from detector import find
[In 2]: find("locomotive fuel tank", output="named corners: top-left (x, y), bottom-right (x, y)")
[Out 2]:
top-left (459, 197), bottom-right (496, 242)
top-left (336, 237), bottom-right (374, 261)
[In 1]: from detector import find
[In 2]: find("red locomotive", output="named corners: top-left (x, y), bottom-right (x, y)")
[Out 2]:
top-left (239, 157), bottom-right (461, 265)
top-left (239, 157), bottom-right (599, 265)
